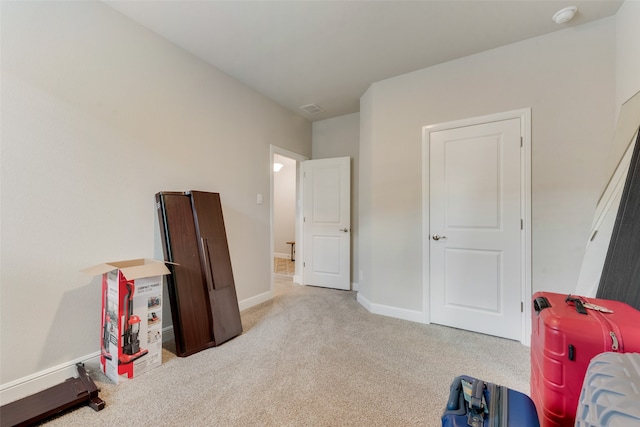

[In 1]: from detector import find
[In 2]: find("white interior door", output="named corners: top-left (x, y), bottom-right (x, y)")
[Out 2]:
top-left (303, 157), bottom-right (351, 290)
top-left (429, 118), bottom-right (523, 341)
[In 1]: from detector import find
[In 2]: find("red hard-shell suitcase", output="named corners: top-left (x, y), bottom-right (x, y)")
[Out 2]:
top-left (530, 292), bottom-right (640, 427)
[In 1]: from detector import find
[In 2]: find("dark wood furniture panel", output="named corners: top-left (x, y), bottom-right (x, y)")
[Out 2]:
top-left (156, 191), bottom-right (242, 356)
top-left (156, 192), bottom-right (215, 357)
top-left (191, 191), bottom-right (235, 291)
top-left (597, 129), bottom-right (640, 311)
top-left (190, 191), bottom-right (243, 345)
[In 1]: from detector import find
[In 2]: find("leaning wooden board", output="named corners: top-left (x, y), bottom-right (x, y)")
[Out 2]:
top-left (156, 191), bottom-right (242, 357)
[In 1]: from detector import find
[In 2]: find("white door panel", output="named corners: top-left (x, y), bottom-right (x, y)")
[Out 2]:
top-left (444, 248), bottom-right (501, 312)
top-left (430, 118), bottom-right (522, 340)
top-left (303, 157), bottom-right (350, 290)
top-left (445, 136), bottom-right (501, 228)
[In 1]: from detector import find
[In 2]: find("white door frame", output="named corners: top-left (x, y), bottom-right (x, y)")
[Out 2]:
top-left (421, 109), bottom-right (532, 345)
top-left (270, 145), bottom-right (308, 292)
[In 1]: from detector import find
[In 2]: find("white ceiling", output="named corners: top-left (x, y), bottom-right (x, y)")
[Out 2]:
top-left (105, 0), bottom-right (623, 122)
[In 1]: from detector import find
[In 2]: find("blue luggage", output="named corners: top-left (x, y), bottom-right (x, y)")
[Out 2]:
top-left (442, 375), bottom-right (540, 427)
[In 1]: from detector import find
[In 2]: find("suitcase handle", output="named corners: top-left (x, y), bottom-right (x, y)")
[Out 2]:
top-left (565, 294), bottom-right (588, 315)
top-left (467, 379), bottom-right (485, 427)
top-left (446, 377), bottom-right (463, 411)
top-left (534, 296), bottom-right (551, 313)
top-left (443, 376), bottom-right (467, 417)
top-left (469, 379), bottom-right (484, 412)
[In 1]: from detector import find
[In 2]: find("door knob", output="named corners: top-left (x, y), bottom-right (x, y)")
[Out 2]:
top-left (339, 228), bottom-right (350, 232)
top-left (432, 234), bottom-right (446, 241)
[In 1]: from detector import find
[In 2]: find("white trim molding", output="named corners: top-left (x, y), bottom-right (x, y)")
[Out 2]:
top-left (357, 292), bottom-right (425, 324)
top-left (273, 252), bottom-right (291, 260)
top-left (238, 289), bottom-right (273, 311)
top-left (0, 352), bottom-right (101, 405)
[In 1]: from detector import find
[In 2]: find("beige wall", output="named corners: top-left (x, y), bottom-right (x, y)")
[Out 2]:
top-left (0, 1), bottom-right (310, 388)
top-left (359, 18), bottom-right (616, 312)
top-left (616, 0), bottom-right (640, 112)
top-left (606, 0), bottom-right (640, 175)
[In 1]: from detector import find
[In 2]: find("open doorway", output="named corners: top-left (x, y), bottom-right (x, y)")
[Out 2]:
top-left (270, 146), bottom-right (308, 291)
top-left (273, 153), bottom-right (297, 277)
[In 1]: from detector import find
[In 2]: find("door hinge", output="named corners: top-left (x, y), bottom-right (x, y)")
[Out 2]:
top-left (521, 302), bottom-right (524, 312)
top-left (521, 219), bottom-right (524, 230)
top-left (520, 137), bottom-right (523, 147)
top-left (304, 217), bottom-right (306, 223)
top-left (303, 262), bottom-right (306, 267)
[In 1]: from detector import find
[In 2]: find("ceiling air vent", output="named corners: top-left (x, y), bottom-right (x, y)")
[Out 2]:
top-left (299, 103), bottom-right (324, 115)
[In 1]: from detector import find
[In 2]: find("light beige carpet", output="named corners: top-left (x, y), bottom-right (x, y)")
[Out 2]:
top-left (41, 277), bottom-right (530, 426)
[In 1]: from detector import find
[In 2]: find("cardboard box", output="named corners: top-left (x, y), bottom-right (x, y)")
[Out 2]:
top-left (83, 259), bottom-right (170, 383)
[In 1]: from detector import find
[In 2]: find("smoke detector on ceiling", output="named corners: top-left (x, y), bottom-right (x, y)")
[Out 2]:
top-left (299, 103), bottom-right (324, 115)
top-left (553, 6), bottom-right (577, 24)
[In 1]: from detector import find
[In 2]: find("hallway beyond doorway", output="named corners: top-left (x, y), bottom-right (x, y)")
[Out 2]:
top-left (274, 258), bottom-right (295, 276)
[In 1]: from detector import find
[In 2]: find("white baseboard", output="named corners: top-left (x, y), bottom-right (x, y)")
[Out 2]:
top-left (162, 325), bottom-right (174, 343)
top-left (352, 281), bottom-right (359, 292)
top-left (0, 351), bottom-right (101, 405)
top-left (356, 292), bottom-right (426, 323)
top-left (356, 291), bottom-right (372, 311)
top-left (293, 274), bottom-right (302, 284)
top-left (273, 252), bottom-right (290, 260)
top-left (238, 289), bottom-right (273, 311)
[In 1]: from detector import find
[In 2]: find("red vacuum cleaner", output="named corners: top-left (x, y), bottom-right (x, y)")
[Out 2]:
top-left (119, 282), bottom-right (147, 365)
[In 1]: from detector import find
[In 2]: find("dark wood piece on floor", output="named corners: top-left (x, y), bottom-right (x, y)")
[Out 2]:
top-left (0, 363), bottom-right (104, 427)
top-left (156, 191), bottom-right (242, 357)
top-left (597, 129), bottom-right (640, 311)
